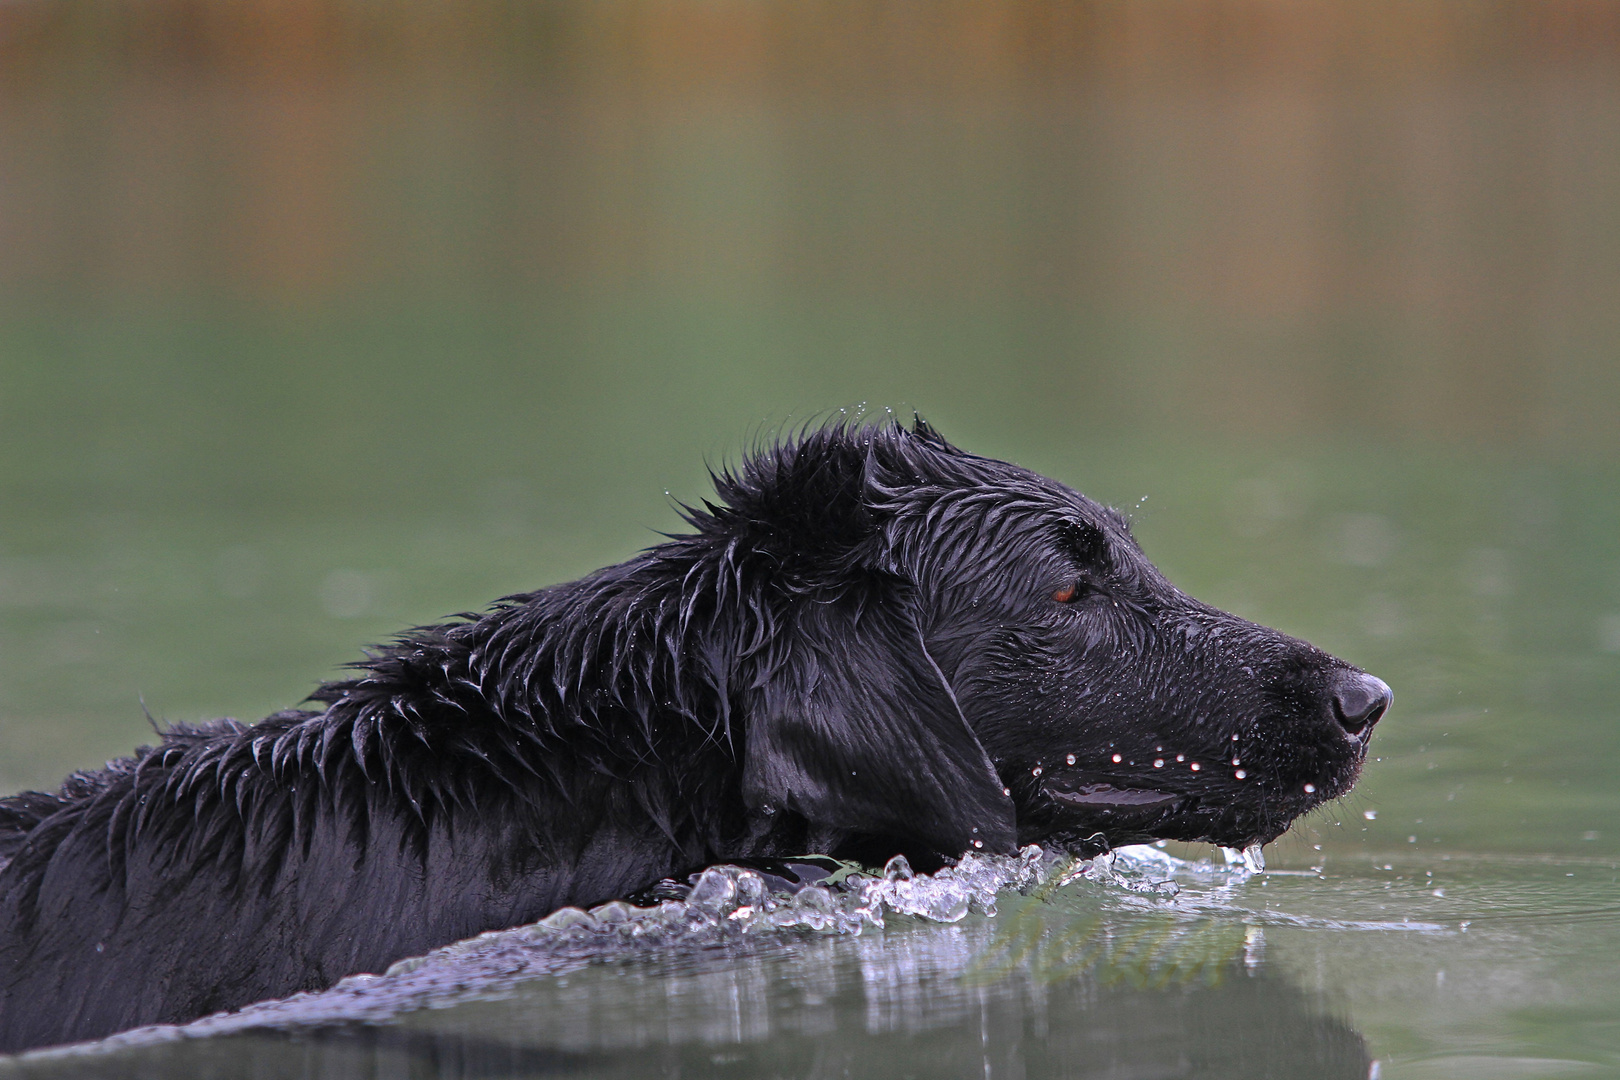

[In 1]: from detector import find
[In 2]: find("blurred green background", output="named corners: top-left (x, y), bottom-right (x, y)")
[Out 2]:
top-left (1, 0), bottom-right (1617, 862)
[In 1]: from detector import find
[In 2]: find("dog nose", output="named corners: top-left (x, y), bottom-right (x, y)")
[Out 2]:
top-left (1332, 673), bottom-right (1391, 736)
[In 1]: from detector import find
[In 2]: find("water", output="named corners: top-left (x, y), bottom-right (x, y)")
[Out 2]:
top-left (2, 847), bottom-right (1614, 1078)
top-left (2, 2), bottom-right (1620, 1075)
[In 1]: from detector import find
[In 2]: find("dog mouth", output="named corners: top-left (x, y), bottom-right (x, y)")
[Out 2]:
top-left (1019, 684), bottom-right (1384, 852)
top-left (1031, 780), bottom-right (1190, 847)
top-left (1032, 750), bottom-right (1365, 851)
top-left (1045, 783), bottom-right (1184, 814)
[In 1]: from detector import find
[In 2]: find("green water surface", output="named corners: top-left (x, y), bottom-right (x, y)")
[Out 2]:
top-left (2, 5), bottom-right (1619, 1071)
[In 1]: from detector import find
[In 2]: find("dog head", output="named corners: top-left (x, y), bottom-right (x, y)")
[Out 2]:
top-left (702, 419), bottom-right (1389, 859)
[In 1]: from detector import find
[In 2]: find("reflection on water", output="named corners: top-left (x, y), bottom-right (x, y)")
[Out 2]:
top-left (3, 954), bottom-right (1369, 1080)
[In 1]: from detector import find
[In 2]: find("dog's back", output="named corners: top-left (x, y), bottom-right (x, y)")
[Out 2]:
top-left (0, 712), bottom-right (697, 1052)
top-left (0, 790), bottom-right (76, 879)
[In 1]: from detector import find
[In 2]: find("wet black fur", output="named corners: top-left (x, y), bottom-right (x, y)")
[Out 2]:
top-left (0, 419), bottom-right (1384, 1052)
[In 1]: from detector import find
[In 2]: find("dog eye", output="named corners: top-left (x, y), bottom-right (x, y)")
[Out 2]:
top-left (1052, 581), bottom-right (1086, 603)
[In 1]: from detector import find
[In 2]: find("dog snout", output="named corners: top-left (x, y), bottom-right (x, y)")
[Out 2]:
top-left (1330, 672), bottom-right (1391, 737)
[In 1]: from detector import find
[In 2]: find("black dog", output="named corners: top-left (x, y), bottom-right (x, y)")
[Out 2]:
top-left (0, 420), bottom-right (1389, 1051)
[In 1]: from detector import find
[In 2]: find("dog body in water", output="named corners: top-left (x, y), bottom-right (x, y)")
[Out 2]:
top-left (0, 420), bottom-right (1388, 1051)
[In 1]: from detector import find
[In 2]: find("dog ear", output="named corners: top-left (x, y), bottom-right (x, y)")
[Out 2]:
top-left (742, 585), bottom-right (1018, 857)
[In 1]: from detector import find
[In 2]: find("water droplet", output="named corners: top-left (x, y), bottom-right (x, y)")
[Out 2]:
top-left (972, 840), bottom-right (983, 849)
top-left (1234, 769), bottom-right (1247, 779)
top-left (1176, 755), bottom-right (1185, 763)
top-left (1231, 758), bottom-right (1241, 766)
top-left (1002, 787), bottom-right (1011, 797)
top-left (1031, 766), bottom-right (1042, 777)
top-left (1364, 810), bottom-right (1377, 820)
top-left (1190, 762), bottom-right (1201, 771)
top-left (1112, 754), bottom-right (1122, 763)
top-left (1153, 759), bottom-right (1164, 768)
top-left (1303, 783), bottom-right (1316, 793)
top-left (1220, 844), bottom-right (1266, 874)
top-left (1065, 754), bottom-right (1076, 765)
top-left (1231, 734), bottom-right (1240, 741)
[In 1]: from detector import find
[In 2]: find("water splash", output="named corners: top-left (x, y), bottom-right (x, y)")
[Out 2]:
top-left (1074, 847), bottom-right (1184, 897)
top-left (406, 843), bottom-right (1248, 974)
top-left (462, 845), bottom-right (1058, 956)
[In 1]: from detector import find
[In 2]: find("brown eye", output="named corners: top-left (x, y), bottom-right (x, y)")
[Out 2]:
top-left (1052, 583), bottom-right (1079, 603)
